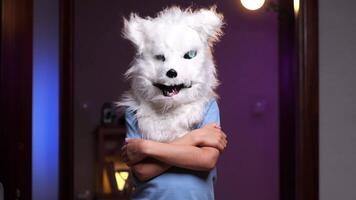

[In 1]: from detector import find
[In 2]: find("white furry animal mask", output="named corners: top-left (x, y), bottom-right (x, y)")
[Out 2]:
top-left (120, 6), bottom-right (224, 112)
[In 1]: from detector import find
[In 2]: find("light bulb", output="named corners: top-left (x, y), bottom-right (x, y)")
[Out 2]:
top-left (241, 0), bottom-right (266, 11)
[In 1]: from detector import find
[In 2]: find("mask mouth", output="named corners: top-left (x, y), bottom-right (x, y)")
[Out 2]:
top-left (153, 83), bottom-right (192, 97)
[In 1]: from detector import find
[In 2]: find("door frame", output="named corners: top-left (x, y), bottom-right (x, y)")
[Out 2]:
top-left (279, 0), bottom-right (319, 200)
top-left (295, 0), bottom-right (319, 199)
top-left (59, 0), bottom-right (74, 199)
top-left (0, 0), bottom-right (33, 199)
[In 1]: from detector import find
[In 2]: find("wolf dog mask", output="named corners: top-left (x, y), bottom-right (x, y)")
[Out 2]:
top-left (119, 7), bottom-right (224, 142)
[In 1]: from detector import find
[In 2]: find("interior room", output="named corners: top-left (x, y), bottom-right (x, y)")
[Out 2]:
top-left (1, 0), bottom-right (355, 200)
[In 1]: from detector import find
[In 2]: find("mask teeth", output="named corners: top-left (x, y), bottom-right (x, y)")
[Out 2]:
top-left (159, 84), bottom-right (186, 97)
top-left (162, 87), bottom-right (177, 97)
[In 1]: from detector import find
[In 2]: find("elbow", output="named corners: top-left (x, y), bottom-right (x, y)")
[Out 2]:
top-left (201, 148), bottom-right (219, 171)
top-left (202, 162), bottom-right (216, 171)
top-left (132, 165), bottom-right (151, 182)
top-left (204, 156), bottom-right (218, 171)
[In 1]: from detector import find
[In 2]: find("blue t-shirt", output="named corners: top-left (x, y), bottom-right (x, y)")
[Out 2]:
top-left (125, 99), bottom-right (220, 200)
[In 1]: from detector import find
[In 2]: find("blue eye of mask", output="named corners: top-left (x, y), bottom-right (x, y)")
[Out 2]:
top-left (183, 50), bottom-right (197, 59)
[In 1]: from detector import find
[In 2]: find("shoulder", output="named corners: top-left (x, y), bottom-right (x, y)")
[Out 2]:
top-left (124, 107), bottom-right (141, 138)
top-left (198, 98), bottom-right (220, 128)
top-left (205, 98), bottom-right (219, 113)
top-left (124, 107), bottom-right (138, 125)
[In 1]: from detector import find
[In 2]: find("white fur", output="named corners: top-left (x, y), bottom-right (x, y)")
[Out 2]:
top-left (118, 6), bottom-right (224, 142)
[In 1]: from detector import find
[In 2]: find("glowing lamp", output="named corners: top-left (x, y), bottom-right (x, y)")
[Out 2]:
top-left (240, 0), bottom-right (266, 11)
top-left (294, 0), bottom-right (300, 15)
top-left (115, 171), bottom-right (129, 191)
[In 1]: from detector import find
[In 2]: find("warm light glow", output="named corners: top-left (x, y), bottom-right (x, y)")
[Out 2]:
top-left (102, 169), bottom-right (111, 194)
top-left (294, 0), bottom-right (300, 15)
top-left (240, 0), bottom-right (266, 10)
top-left (115, 171), bottom-right (129, 191)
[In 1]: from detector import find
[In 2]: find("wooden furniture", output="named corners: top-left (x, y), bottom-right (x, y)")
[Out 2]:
top-left (95, 126), bottom-right (133, 200)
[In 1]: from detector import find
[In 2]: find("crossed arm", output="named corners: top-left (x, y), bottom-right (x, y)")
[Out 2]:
top-left (121, 123), bottom-right (227, 181)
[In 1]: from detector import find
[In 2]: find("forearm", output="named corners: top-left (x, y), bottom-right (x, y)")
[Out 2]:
top-left (170, 132), bottom-right (198, 146)
top-left (131, 158), bottom-right (170, 181)
top-left (144, 141), bottom-right (219, 171)
top-left (131, 133), bottom-right (198, 181)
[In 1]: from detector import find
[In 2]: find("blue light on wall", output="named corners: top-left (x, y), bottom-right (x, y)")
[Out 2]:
top-left (32, 0), bottom-right (59, 199)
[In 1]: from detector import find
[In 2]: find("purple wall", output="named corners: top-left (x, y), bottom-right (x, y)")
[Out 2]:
top-left (74, 0), bottom-right (279, 199)
top-left (215, 2), bottom-right (279, 200)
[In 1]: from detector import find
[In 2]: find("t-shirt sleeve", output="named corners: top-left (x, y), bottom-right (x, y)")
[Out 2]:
top-left (125, 109), bottom-right (141, 139)
top-left (198, 99), bottom-right (221, 128)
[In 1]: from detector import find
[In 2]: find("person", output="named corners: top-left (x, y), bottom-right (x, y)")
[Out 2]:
top-left (122, 99), bottom-right (227, 200)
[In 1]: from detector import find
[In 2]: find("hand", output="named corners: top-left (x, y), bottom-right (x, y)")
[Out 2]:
top-left (121, 138), bottom-right (147, 166)
top-left (191, 123), bottom-right (227, 152)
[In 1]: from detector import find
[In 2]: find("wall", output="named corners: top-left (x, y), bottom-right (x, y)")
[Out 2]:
top-left (215, 2), bottom-right (279, 200)
top-left (319, 1), bottom-right (356, 200)
top-left (74, 0), bottom-right (279, 199)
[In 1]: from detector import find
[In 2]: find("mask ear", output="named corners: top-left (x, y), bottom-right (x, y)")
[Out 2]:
top-left (189, 7), bottom-right (224, 46)
top-left (122, 13), bottom-right (147, 53)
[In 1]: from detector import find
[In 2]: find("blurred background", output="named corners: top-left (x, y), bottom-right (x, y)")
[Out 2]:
top-left (1, 0), bottom-right (355, 200)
